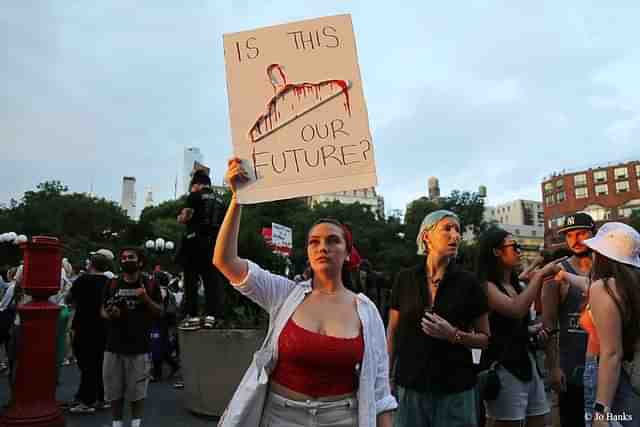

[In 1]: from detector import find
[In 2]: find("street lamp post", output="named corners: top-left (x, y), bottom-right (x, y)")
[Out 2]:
top-left (144, 238), bottom-right (174, 270)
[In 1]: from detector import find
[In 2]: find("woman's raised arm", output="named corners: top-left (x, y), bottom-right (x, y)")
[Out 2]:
top-left (213, 159), bottom-right (250, 285)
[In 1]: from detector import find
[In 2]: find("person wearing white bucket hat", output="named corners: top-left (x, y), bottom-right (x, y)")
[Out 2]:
top-left (578, 222), bottom-right (640, 426)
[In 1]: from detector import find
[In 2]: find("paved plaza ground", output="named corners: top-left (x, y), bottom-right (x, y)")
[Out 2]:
top-left (0, 364), bottom-right (218, 427)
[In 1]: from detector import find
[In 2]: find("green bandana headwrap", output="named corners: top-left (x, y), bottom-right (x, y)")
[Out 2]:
top-left (416, 210), bottom-right (460, 255)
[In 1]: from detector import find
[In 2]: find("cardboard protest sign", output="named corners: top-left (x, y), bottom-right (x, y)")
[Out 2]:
top-left (223, 14), bottom-right (376, 204)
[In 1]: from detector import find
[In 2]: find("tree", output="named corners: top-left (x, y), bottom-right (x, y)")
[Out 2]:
top-left (630, 210), bottom-right (640, 233)
top-left (0, 181), bottom-right (133, 268)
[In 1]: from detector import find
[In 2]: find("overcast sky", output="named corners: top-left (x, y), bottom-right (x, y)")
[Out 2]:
top-left (2, 1), bottom-right (639, 216)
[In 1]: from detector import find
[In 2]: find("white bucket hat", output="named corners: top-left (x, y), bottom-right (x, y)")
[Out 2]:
top-left (583, 222), bottom-right (640, 268)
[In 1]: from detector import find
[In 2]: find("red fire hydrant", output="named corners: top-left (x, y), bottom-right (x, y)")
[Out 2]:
top-left (0, 236), bottom-right (65, 427)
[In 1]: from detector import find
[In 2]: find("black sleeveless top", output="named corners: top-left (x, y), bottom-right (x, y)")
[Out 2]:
top-left (480, 281), bottom-right (535, 382)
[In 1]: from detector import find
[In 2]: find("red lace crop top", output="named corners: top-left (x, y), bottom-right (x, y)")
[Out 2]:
top-left (270, 317), bottom-right (364, 397)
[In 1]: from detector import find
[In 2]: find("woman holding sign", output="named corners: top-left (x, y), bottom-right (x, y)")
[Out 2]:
top-left (213, 158), bottom-right (396, 427)
top-left (387, 210), bottom-right (490, 427)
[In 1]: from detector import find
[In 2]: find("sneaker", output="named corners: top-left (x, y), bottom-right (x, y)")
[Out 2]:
top-left (168, 365), bottom-right (180, 379)
top-left (69, 403), bottom-right (96, 414)
top-left (179, 316), bottom-right (201, 331)
top-left (93, 401), bottom-right (111, 410)
top-left (59, 399), bottom-right (79, 409)
top-left (173, 381), bottom-right (184, 389)
top-left (203, 316), bottom-right (216, 329)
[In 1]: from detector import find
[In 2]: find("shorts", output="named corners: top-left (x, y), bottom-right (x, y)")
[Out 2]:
top-left (394, 385), bottom-right (478, 427)
top-left (260, 391), bottom-right (357, 427)
top-left (485, 353), bottom-right (550, 421)
top-left (103, 352), bottom-right (151, 402)
top-left (583, 355), bottom-right (636, 427)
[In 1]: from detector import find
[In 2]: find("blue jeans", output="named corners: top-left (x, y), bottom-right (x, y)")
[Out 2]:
top-left (583, 356), bottom-right (637, 427)
top-left (394, 385), bottom-right (477, 427)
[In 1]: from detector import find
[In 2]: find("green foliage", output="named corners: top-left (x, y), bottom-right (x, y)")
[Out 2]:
top-left (0, 180), bottom-right (132, 267)
top-left (630, 210), bottom-right (640, 233)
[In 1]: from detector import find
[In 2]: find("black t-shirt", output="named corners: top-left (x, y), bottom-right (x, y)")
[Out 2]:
top-left (391, 262), bottom-right (489, 393)
top-left (102, 276), bottom-right (162, 355)
top-left (70, 273), bottom-right (109, 337)
top-left (185, 188), bottom-right (225, 236)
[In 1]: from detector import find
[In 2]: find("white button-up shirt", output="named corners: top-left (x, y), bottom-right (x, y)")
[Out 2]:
top-left (219, 260), bottom-right (397, 427)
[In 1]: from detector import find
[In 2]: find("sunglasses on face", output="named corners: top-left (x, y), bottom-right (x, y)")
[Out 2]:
top-left (500, 242), bottom-right (522, 252)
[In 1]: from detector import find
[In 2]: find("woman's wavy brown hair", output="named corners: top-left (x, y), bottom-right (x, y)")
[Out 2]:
top-left (591, 252), bottom-right (640, 356)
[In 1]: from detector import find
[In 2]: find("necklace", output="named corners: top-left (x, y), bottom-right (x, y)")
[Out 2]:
top-left (314, 287), bottom-right (343, 296)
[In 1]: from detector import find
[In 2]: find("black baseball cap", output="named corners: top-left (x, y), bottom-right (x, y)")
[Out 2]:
top-left (558, 212), bottom-right (596, 234)
top-left (191, 171), bottom-right (211, 186)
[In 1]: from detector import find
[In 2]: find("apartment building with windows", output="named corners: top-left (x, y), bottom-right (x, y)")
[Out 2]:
top-left (541, 160), bottom-right (640, 247)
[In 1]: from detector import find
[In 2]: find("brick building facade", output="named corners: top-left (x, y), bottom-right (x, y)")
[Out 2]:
top-left (542, 160), bottom-right (640, 247)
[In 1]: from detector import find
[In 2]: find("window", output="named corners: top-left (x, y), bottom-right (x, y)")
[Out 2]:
top-left (594, 170), bottom-right (607, 183)
top-left (595, 184), bottom-right (608, 196)
top-left (574, 174), bottom-right (587, 186)
top-left (575, 187), bottom-right (588, 199)
top-left (583, 205), bottom-right (610, 221)
top-left (555, 216), bottom-right (565, 227)
top-left (636, 165), bottom-right (640, 176)
top-left (555, 179), bottom-right (564, 189)
top-left (619, 207), bottom-right (638, 218)
top-left (515, 229), bottom-right (520, 235)
top-left (545, 195), bottom-right (554, 206)
top-left (532, 230), bottom-right (537, 236)
top-left (544, 182), bottom-right (553, 194)
top-left (614, 167), bottom-right (628, 180)
top-left (616, 181), bottom-right (630, 193)
top-left (556, 191), bottom-right (566, 202)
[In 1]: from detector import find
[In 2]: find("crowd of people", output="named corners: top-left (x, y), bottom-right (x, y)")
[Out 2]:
top-left (0, 158), bottom-right (638, 427)
top-left (0, 248), bottom-right (190, 427)
top-left (213, 158), bottom-right (639, 427)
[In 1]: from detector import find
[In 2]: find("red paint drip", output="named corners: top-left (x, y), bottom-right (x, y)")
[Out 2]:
top-left (248, 64), bottom-right (352, 142)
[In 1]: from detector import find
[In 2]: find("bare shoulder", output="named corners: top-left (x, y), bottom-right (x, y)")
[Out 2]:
top-left (589, 278), bottom-right (620, 304)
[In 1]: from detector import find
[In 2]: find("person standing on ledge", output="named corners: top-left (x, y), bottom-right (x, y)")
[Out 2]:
top-left (177, 171), bottom-right (226, 330)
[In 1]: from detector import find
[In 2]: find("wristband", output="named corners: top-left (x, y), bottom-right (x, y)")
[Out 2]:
top-left (593, 401), bottom-right (610, 415)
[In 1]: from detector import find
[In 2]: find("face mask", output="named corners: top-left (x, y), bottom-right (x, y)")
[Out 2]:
top-left (120, 261), bottom-right (139, 274)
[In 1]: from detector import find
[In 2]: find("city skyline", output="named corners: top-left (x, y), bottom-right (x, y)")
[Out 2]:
top-left (3, 2), bottom-right (639, 213)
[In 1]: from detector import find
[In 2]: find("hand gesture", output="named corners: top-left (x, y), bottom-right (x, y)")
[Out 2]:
top-left (225, 158), bottom-right (250, 194)
top-left (106, 305), bottom-right (121, 319)
top-left (550, 367), bottom-right (567, 393)
top-left (421, 312), bottom-right (456, 342)
top-left (135, 286), bottom-right (147, 300)
top-left (540, 259), bottom-right (563, 278)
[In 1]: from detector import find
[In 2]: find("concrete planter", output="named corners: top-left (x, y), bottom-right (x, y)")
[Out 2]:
top-left (179, 328), bottom-right (266, 417)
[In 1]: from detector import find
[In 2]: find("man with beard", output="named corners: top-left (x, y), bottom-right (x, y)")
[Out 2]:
top-left (101, 248), bottom-right (162, 427)
top-left (542, 212), bottom-right (596, 427)
top-left (176, 171), bottom-right (226, 329)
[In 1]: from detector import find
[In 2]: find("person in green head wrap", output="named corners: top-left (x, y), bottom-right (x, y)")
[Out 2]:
top-left (387, 210), bottom-right (491, 427)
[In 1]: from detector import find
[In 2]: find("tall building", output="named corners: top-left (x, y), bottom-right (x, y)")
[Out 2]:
top-left (306, 187), bottom-right (385, 219)
top-left (428, 177), bottom-right (440, 200)
top-left (144, 187), bottom-right (154, 209)
top-left (541, 160), bottom-right (640, 247)
top-left (121, 177), bottom-right (136, 219)
top-left (182, 147), bottom-right (204, 194)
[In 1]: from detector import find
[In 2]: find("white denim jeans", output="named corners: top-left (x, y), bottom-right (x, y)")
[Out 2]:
top-left (260, 392), bottom-right (358, 427)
